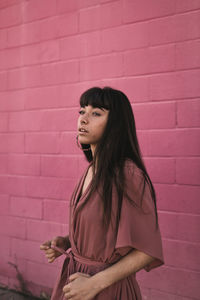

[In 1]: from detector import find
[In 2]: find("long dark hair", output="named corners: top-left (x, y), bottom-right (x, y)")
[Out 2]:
top-left (75, 86), bottom-right (158, 228)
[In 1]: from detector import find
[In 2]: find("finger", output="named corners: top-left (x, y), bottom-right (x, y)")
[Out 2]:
top-left (46, 253), bottom-right (55, 260)
top-left (40, 240), bottom-right (51, 250)
top-left (45, 249), bottom-right (55, 255)
top-left (40, 244), bottom-right (50, 251)
top-left (64, 292), bottom-right (72, 299)
top-left (63, 283), bottom-right (71, 293)
top-left (69, 273), bottom-right (79, 282)
top-left (51, 238), bottom-right (57, 247)
top-left (47, 257), bottom-right (55, 263)
top-left (69, 272), bottom-right (90, 282)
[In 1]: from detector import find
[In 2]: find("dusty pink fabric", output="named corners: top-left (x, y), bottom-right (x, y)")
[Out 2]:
top-left (51, 160), bottom-right (164, 300)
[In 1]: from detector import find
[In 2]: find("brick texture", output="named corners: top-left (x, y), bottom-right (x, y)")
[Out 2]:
top-left (0, 0), bottom-right (199, 299)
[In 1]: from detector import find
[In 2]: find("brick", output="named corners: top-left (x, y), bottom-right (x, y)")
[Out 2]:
top-left (156, 184), bottom-right (200, 214)
top-left (26, 176), bottom-right (76, 200)
top-left (163, 239), bottom-right (200, 271)
top-left (0, 133), bottom-right (24, 153)
top-left (79, 0), bottom-right (101, 8)
top-left (149, 44), bottom-right (175, 73)
top-left (57, 0), bottom-right (80, 14)
top-left (144, 158), bottom-right (175, 184)
top-left (0, 175), bottom-right (27, 196)
top-left (8, 66), bottom-right (42, 90)
top-left (175, 10), bottom-right (200, 42)
top-left (80, 53), bottom-right (123, 81)
top-left (0, 215), bottom-right (26, 239)
top-left (24, 86), bottom-right (60, 110)
top-left (60, 31), bottom-right (101, 60)
top-left (10, 196), bottom-right (42, 219)
top-left (0, 0), bottom-right (21, 9)
top-left (41, 108), bottom-right (78, 131)
top-left (101, 22), bottom-right (149, 53)
top-left (10, 109), bottom-right (78, 132)
top-left (0, 112), bottom-right (8, 131)
top-left (0, 71), bottom-right (7, 91)
top-left (79, 6), bottom-right (101, 32)
top-left (7, 23), bottom-right (40, 47)
top-left (133, 102), bottom-right (176, 129)
top-left (150, 10), bottom-right (200, 44)
top-left (9, 110), bottom-right (43, 132)
top-left (123, 0), bottom-right (175, 23)
top-left (59, 82), bottom-right (90, 108)
top-left (138, 266), bottom-right (200, 299)
top-left (100, 1), bottom-right (122, 29)
top-left (159, 212), bottom-right (200, 242)
top-left (0, 48), bottom-right (22, 70)
top-left (124, 49), bottom-right (148, 76)
top-left (0, 4), bottom-right (22, 28)
top-left (79, 1), bottom-right (122, 32)
top-left (177, 99), bottom-right (200, 127)
top-left (150, 70), bottom-right (200, 100)
top-left (21, 40), bottom-right (59, 66)
top-left (8, 154), bottom-right (40, 176)
top-left (23, 0), bottom-right (56, 23)
top-left (176, 0), bottom-right (200, 13)
top-left (11, 238), bottom-right (44, 263)
top-left (0, 154), bottom-right (8, 174)
top-left (41, 156), bottom-right (79, 178)
top-left (175, 40), bottom-right (200, 70)
top-left (60, 132), bottom-right (81, 155)
top-left (139, 129), bottom-right (200, 157)
top-left (58, 12), bottom-right (78, 37)
top-left (7, 18), bottom-right (59, 47)
top-left (176, 158), bottom-right (200, 185)
top-left (149, 16), bottom-right (176, 46)
top-left (115, 77), bottom-right (149, 103)
top-left (26, 261), bottom-right (58, 288)
top-left (0, 194), bottom-right (9, 215)
top-left (100, 0), bottom-right (118, 2)
top-left (40, 61), bottom-right (79, 86)
top-left (43, 199), bottom-right (69, 223)
top-left (0, 275), bottom-right (8, 286)
top-left (25, 133), bottom-right (60, 154)
top-left (27, 219), bottom-right (66, 242)
top-left (0, 90), bottom-right (25, 111)
top-left (0, 28), bottom-right (7, 50)
top-left (124, 45), bottom-right (175, 76)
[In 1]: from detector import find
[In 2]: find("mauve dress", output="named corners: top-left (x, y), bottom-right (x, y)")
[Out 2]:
top-left (51, 160), bottom-right (164, 300)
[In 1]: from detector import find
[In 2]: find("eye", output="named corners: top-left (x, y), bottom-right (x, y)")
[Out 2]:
top-left (92, 111), bottom-right (101, 116)
top-left (79, 109), bottom-right (85, 115)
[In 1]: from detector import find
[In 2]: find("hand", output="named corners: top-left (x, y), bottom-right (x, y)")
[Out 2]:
top-left (63, 273), bottom-right (99, 300)
top-left (40, 236), bottom-right (68, 263)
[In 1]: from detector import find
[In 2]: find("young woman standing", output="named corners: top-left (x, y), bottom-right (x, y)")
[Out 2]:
top-left (40, 87), bottom-right (164, 300)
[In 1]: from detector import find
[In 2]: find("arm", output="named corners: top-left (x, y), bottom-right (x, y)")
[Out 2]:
top-left (91, 249), bottom-right (154, 292)
top-left (63, 249), bottom-right (154, 300)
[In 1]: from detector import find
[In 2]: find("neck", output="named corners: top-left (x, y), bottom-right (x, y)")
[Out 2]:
top-left (91, 144), bottom-right (96, 158)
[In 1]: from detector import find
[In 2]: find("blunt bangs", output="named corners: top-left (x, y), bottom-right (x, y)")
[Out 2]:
top-left (80, 87), bottom-right (114, 110)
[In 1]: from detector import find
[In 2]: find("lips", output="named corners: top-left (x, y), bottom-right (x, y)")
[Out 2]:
top-left (78, 127), bottom-right (88, 133)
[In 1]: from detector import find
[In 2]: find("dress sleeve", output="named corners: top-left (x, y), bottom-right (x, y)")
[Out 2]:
top-left (115, 161), bottom-right (164, 272)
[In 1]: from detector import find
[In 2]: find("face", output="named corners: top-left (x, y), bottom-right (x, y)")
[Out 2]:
top-left (77, 105), bottom-right (109, 148)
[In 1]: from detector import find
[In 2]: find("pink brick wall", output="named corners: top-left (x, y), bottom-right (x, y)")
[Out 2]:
top-left (0, 0), bottom-right (200, 299)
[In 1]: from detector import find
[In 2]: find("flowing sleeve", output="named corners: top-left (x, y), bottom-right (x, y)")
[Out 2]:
top-left (115, 161), bottom-right (164, 272)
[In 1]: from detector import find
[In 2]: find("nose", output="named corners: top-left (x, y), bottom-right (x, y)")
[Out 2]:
top-left (80, 114), bottom-right (88, 124)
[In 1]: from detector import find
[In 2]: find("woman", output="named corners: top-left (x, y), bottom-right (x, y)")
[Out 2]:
top-left (40, 87), bottom-right (164, 300)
